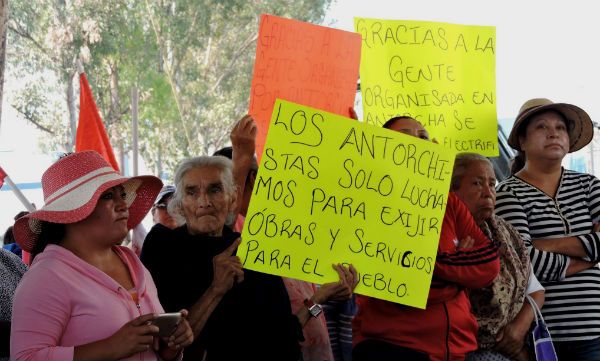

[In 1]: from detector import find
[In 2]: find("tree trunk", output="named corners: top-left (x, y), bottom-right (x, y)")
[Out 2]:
top-left (0, 0), bottom-right (9, 130)
top-left (157, 146), bottom-right (163, 179)
top-left (108, 61), bottom-right (120, 125)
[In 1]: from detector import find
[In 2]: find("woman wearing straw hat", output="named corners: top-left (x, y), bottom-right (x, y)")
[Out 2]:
top-left (495, 98), bottom-right (600, 360)
top-left (10, 151), bottom-right (193, 361)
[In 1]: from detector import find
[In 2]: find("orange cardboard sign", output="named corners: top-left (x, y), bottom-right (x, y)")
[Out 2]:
top-left (249, 14), bottom-right (361, 161)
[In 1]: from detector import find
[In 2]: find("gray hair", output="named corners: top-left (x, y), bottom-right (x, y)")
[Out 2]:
top-left (168, 156), bottom-right (237, 224)
top-left (450, 153), bottom-right (493, 191)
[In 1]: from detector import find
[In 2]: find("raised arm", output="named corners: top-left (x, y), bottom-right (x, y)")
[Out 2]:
top-left (230, 115), bottom-right (258, 217)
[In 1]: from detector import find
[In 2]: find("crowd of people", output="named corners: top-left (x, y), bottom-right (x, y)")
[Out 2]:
top-left (0, 97), bottom-right (598, 361)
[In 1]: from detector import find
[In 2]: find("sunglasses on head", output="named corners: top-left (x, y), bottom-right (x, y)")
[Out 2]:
top-left (154, 203), bottom-right (168, 209)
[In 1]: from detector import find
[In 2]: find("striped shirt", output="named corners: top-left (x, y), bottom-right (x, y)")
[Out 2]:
top-left (495, 169), bottom-right (600, 342)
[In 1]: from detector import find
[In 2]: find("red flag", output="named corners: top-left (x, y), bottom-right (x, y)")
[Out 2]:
top-left (75, 73), bottom-right (120, 172)
top-left (0, 166), bottom-right (6, 188)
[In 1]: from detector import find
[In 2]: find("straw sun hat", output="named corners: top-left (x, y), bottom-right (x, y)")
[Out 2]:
top-left (507, 98), bottom-right (594, 153)
top-left (13, 151), bottom-right (162, 252)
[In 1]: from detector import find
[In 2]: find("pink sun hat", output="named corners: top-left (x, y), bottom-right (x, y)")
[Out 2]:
top-left (13, 151), bottom-right (163, 252)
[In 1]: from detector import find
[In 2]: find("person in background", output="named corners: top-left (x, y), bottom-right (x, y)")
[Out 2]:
top-left (10, 151), bottom-right (193, 361)
top-left (3, 211), bottom-right (29, 258)
top-left (352, 116), bottom-right (500, 361)
top-left (451, 153), bottom-right (544, 361)
top-left (133, 185), bottom-right (180, 256)
top-left (495, 98), bottom-right (600, 361)
top-left (151, 185), bottom-right (179, 230)
top-left (0, 248), bottom-right (27, 361)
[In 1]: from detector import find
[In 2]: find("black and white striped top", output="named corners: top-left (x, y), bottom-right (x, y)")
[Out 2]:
top-left (495, 169), bottom-right (600, 342)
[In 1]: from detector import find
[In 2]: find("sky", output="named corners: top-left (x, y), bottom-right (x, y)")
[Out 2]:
top-left (1, 0), bottom-right (599, 238)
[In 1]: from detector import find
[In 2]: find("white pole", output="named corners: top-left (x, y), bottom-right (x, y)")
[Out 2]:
top-left (4, 175), bottom-right (36, 212)
top-left (131, 86), bottom-right (139, 176)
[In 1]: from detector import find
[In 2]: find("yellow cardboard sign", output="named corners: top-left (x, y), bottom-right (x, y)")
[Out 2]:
top-left (237, 99), bottom-right (455, 308)
top-left (355, 18), bottom-right (498, 156)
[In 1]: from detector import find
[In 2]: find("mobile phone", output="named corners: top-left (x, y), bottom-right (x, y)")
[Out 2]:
top-left (151, 312), bottom-right (182, 337)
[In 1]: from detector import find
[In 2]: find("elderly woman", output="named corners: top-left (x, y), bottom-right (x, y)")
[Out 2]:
top-left (10, 151), bottom-right (193, 361)
top-left (495, 98), bottom-right (600, 361)
top-left (352, 116), bottom-right (500, 361)
top-left (141, 155), bottom-right (357, 361)
top-left (451, 153), bottom-right (544, 361)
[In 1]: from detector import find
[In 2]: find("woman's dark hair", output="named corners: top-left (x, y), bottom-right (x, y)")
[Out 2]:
top-left (510, 150), bottom-right (526, 175)
top-left (382, 116), bottom-right (417, 129)
top-left (3, 226), bottom-right (15, 245)
top-left (31, 221), bottom-right (66, 260)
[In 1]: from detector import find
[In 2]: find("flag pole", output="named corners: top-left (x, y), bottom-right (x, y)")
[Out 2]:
top-left (3, 175), bottom-right (35, 212)
top-left (76, 58), bottom-right (84, 75)
top-left (1, 171), bottom-right (35, 265)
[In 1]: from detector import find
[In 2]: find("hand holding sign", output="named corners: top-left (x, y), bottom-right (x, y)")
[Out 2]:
top-left (313, 264), bottom-right (359, 304)
top-left (211, 238), bottom-right (244, 296)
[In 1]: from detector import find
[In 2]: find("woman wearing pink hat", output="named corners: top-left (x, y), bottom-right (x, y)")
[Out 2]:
top-left (496, 99), bottom-right (600, 361)
top-left (10, 151), bottom-right (193, 361)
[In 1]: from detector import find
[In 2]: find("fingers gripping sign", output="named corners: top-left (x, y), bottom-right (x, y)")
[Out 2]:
top-left (211, 238), bottom-right (245, 296)
top-left (314, 264), bottom-right (359, 303)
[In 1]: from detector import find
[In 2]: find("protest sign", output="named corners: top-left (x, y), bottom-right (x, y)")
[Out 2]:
top-left (249, 14), bottom-right (361, 161)
top-left (237, 99), bottom-right (455, 308)
top-left (355, 18), bottom-right (497, 156)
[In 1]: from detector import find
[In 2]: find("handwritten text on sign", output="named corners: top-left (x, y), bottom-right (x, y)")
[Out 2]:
top-left (249, 14), bottom-right (361, 161)
top-left (355, 18), bottom-right (498, 156)
top-left (238, 99), bottom-right (455, 308)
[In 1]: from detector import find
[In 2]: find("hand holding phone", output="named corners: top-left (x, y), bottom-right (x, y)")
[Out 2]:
top-left (150, 312), bottom-right (182, 337)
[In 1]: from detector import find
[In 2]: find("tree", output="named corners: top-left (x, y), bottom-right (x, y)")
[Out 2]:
top-left (0, 0), bottom-right (8, 128)
top-left (6, 0), bottom-right (332, 178)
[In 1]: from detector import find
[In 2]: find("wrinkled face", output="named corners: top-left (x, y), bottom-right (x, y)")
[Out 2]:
top-left (181, 166), bottom-right (235, 236)
top-left (74, 185), bottom-right (129, 244)
top-left (454, 161), bottom-right (496, 225)
top-left (519, 111), bottom-right (570, 160)
top-left (153, 194), bottom-right (178, 229)
top-left (386, 118), bottom-right (431, 140)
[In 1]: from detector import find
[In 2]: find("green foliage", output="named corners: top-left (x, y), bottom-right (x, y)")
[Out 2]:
top-left (7, 0), bottom-right (332, 179)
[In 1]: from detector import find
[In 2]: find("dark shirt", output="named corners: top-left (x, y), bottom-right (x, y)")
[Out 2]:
top-left (141, 224), bottom-right (302, 361)
top-left (0, 249), bottom-right (27, 360)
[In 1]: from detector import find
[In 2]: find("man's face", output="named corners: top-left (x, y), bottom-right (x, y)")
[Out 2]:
top-left (153, 194), bottom-right (178, 229)
top-left (181, 166), bottom-right (236, 236)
